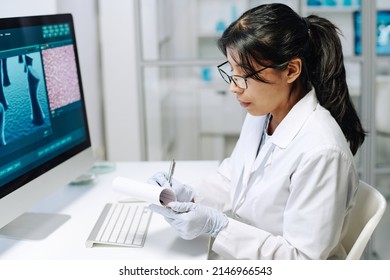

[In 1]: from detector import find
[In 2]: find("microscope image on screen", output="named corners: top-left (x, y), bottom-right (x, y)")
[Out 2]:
top-left (42, 45), bottom-right (81, 111)
top-left (0, 52), bottom-right (51, 147)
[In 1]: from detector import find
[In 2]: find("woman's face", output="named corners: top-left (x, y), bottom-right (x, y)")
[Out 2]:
top-left (226, 49), bottom-right (298, 118)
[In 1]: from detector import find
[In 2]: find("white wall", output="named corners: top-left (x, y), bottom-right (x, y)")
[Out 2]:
top-left (0, 0), bottom-right (57, 17)
top-left (56, 0), bottom-right (106, 160)
top-left (99, 0), bottom-right (143, 160)
top-left (0, 0), bottom-right (106, 160)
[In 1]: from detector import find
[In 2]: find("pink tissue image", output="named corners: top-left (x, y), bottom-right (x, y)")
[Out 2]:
top-left (42, 45), bottom-right (81, 111)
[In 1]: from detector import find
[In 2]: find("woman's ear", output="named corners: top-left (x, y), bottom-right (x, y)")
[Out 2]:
top-left (286, 58), bottom-right (302, 84)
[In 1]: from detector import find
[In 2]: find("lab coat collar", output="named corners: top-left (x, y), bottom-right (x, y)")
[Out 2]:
top-left (270, 89), bottom-right (318, 149)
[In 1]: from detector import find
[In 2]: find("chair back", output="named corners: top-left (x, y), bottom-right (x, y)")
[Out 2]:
top-left (342, 181), bottom-right (387, 259)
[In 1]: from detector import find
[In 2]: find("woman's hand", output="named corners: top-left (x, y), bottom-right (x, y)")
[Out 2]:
top-left (149, 201), bottom-right (228, 240)
top-left (148, 172), bottom-right (195, 202)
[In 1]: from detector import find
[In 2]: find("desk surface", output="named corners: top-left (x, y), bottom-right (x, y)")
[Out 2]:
top-left (0, 161), bottom-right (219, 260)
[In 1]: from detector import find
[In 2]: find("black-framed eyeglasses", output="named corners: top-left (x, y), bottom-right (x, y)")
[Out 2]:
top-left (217, 61), bottom-right (269, 89)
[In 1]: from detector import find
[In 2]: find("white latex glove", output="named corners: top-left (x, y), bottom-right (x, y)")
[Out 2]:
top-left (149, 201), bottom-right (228, 240)
top-left (148, 172), bottom-right (195, 202)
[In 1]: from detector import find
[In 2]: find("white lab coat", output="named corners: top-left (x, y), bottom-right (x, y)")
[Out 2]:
top-left (195, 90), bottom-right (359, 260)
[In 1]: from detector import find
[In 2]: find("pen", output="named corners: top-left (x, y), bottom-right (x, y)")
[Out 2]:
top-left (168, 159), bottom-right (176, 187)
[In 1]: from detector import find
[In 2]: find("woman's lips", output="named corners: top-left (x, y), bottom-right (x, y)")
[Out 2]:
top-left (239, 100), bottom-right (251, 108)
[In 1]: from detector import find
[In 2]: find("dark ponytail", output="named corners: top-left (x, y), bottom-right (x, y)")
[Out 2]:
top-left (218, 3), bottom-right (365, 155)
top-left (304, 15), bottom-right (366, 155)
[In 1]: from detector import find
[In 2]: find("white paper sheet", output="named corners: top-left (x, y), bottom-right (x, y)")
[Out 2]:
top-left (112, 177), bottom-right (176, 206)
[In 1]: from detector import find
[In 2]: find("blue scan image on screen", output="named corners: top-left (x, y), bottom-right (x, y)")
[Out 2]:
top-left (1, 53), bottom-right (51, 147)
top-left (354, 11), bottom-right (390, 55)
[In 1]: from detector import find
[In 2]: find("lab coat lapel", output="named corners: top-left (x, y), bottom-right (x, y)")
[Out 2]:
top-left (252, 140), bottom-right (274, 171)
top-left (231, 115), bottom-right (265, 202)
top-left (232, 121), bottom-right (262, 214)
top-left (233, 135), bottom-right (274, 215)
top-left (241, 116), bottom-right (266, 186)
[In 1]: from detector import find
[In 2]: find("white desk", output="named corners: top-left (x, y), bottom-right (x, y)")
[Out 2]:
top-left (0, 161), bottom-right (219, 260)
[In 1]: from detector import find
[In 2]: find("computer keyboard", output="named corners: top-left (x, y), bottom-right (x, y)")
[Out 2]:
top-left (85, 202), bottom-right (152, 248)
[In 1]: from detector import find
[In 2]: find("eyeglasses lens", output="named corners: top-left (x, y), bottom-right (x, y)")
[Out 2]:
top-left (232, 76), bottom-right (246, 89)
top-left (218, 69), bottom-right (230, 84)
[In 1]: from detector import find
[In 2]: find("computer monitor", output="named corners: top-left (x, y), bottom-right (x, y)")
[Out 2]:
top-left (0, 14), bottom-right (94, 234)
top-left (354, 10), bottom-right (390, 55)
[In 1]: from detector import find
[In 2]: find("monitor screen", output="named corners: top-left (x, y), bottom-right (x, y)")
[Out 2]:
top-left (354, 10), bottom-right (390, 55)
top-left (0, 14), bottom-right (92, 230)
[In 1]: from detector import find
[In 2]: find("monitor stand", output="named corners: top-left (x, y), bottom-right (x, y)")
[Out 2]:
top-left (0, 212), bottom-right (70, 240)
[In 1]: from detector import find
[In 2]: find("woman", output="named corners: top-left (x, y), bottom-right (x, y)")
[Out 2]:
top-left (149, 3), bottom-right (365, 260)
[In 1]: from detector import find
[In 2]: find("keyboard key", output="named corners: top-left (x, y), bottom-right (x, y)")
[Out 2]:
top-left (125, 206), bottom-right (143, 245)
top-left (116, 205), bottom-right (136, 244)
